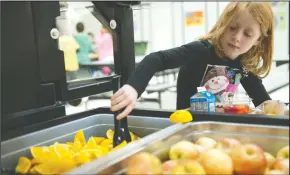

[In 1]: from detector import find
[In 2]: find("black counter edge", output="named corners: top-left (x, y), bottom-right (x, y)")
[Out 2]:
top-left (2, 107), bottom-right (289, 141)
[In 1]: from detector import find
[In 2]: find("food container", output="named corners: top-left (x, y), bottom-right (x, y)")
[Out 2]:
top-left (190, 87), bottom-right (216, 113)
top-left (222, 94), bottom-right (252, 114)
top-left (256, 100), bottom-right (286, 116)
top-left (1, 113), bottom-right (179, 174)
top-left (250, 101), bottom-right (289, 118)
top-left (67, 121), bottom-right (289, 174)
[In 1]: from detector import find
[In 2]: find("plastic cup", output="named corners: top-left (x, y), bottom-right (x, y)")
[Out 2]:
top-left (256, 100), bottom-right (286, 116)
top-left (222, 97), bottom-right (251, 114)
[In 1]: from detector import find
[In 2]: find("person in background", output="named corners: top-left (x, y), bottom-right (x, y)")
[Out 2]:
top-left (95, 26), bottom-right (114, 61)
top-left (57, 19), bottom-right (80, 81)
top-left (95, 26), bottom-right (114, 75)
top-left (74, 22), bottom-right (94, 65)
top-left (88, 32), bottom-right (95, 44)
top-left (88, 32), bottom-right (97, 51)
top-left (74, 22), bottom-right (96, 78)
top-left (87, 31), bottom-right (99, 61)
top-left (110, 2), bottom-right (284, 120)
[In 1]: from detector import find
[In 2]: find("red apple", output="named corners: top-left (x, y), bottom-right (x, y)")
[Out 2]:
top-left (264, 152), bottom-right (276, 168)
top-left (216, 138), bottom-right (241, 154)
top-left (126, 152), bottom-right (162, 175)
top-left (199, 148), bottom-right (233, 174)
top-left (276, 145), bottom-right (289, 160)
top-left (272, 158), bottom-right (289, 174)
top-left (162, 160), bottom-right (178, 174)
top-left (169, 141), bottom-right (199, 160)
top-left (196, 137), bottom-right (217, 150)
top-left (230, 144), bottom-right (267, 175)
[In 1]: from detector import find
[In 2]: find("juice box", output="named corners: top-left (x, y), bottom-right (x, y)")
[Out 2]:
top-left (190, 87), bottom-right (216, 112)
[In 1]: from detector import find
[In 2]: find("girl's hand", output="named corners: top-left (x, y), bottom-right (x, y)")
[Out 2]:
top-left (110, 84), bottom-right (138, 120)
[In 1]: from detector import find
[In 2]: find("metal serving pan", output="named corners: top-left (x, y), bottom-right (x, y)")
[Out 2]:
top-left (67, 121), bottom-right (289, 174)
top-left (1, 113), bottom-right (179, 170)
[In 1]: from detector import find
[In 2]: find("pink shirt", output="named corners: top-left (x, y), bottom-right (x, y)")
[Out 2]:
top-left (95, 31), bottom-right (114, 60)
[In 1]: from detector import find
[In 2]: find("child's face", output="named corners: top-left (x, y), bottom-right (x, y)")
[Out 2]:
top-left (204, 75), bottom-right (229, 94)
top-left (221, 10), bottom-right (261, 60)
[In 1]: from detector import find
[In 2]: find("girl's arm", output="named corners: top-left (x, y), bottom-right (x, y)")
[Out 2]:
top-left (127, 40), bottom-right (211, 97)
top-left (241, 72), bottom-right (271, 107)
top-left (111, 40), bottom-right (210, 120)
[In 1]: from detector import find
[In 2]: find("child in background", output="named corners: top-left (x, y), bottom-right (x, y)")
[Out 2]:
top-left (74, 22), bottom-right (94, 65)
top-left (88, 32), bottom-right (97, 53)
top-left (87, 32), bottom-right (99, 61)
top-left (110, 2), bottom-right (284, 120)
top-left (88, 32), bottom-right (95, 45)
top-left (58, 36), bottom-right (80, 81)
top-left (95, 26), bottom-right (114, 75)
top-left (57, 19), bottom-right (80, 81)
top-left (95, 26), bottom-right (114, 62)
top-left (74, 22), bottom-right (96, 78)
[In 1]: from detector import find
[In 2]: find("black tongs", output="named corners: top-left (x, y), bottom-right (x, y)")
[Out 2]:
top-left (112, 76), bottom-right (132, 147)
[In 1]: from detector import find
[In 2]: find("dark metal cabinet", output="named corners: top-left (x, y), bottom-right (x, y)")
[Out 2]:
top-left (1, 1), bottom-right (138, 134)
top-left (1, 2), bottom-right (66, 132)
top-left (1, 2), bottom-right (61, 115)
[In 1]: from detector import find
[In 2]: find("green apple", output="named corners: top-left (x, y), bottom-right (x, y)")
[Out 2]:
top-left (169, 141), bottom-right (199, 160)
top-left (216, 138), bottom-right (241, 154)
top-left (200, 148), bottom-right (233, 174)
top-left (196, 137), bottom-right (217, 150)
top-left (171, 160), bottom-right (206, 175)
top-left (264, 152), bottom-right (275, 168)
top-left (181, 159), bottom-right (206, 174)
top-left (276, 145), bottom-right (289, 160)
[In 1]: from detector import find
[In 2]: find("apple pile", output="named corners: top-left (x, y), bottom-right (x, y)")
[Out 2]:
top-left (126, 137), bottom-right (289, 175)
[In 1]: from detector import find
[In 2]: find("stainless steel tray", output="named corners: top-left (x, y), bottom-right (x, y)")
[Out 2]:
top-left (1, 113), bottom-right (177, 169)
top-left (67, 121), bottom-right (289, 174)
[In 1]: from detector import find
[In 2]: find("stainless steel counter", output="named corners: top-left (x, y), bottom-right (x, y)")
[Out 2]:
top-left (1, 113), bottom-right (177, 169)
top-left (67, 121), bottom-right (289, 174)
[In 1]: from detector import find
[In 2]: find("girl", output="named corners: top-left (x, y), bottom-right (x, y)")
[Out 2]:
top-left (111, 2), bottom-right (280, 120)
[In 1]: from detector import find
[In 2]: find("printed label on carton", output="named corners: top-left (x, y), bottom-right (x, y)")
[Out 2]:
top-left (190, 87), bottom-right (216, 112)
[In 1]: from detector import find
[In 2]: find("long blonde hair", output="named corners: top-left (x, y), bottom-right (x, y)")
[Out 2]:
top-left (200, 2), bottom-right (274, 78)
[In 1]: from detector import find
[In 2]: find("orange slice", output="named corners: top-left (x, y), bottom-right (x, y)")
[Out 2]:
top-left (15, 157), bottom-right (32, 174)
top-left (112, 141), bottom-right (127, 150)
top-left (100, 139), bottom-right (113, 150)
top-left (106, 129), bottom-right (114, 139)
top-left (30, 147), bottom-right (51, 163)
top-left (74, 130), bottom-right (86, 146)
top-left (93, 137), bottom-right (106, 144)
top-left (83, 137), bottom-right (97, 149)
top-left (169, 110), bottom-right (193, 123)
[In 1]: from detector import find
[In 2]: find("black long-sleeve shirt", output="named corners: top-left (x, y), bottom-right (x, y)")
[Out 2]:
top-left (127, 40), bottom-right (271, 109)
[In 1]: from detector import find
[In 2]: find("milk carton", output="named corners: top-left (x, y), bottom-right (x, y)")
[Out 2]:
top-left (190, 87), bottom-right (216, 112)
